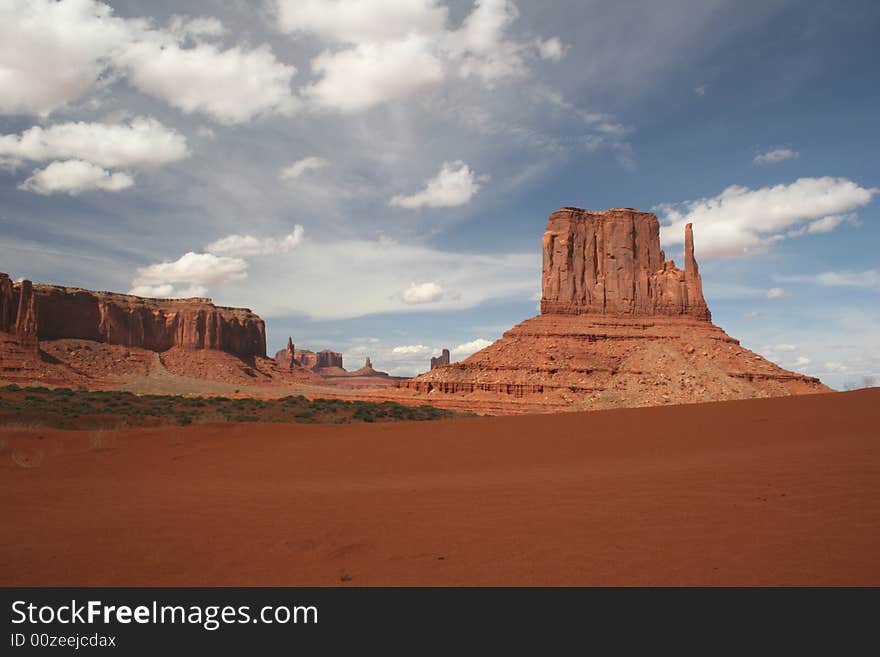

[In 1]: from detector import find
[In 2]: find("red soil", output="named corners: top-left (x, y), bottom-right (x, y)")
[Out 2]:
top-left (1, 388), bottom-right (877, 586)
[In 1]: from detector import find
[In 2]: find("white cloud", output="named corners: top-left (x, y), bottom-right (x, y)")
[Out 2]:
top-left (766, 287), bottom-right (787, 299)
top-left (402, 281), bottom-right (445, 304)
top-left (793, 356), bottom-right (811, 368)
top-left (744, 311), bottom-right (766, 320)
top-left (304, 35), bottom-right (446, 112)
top-left (118, 40), bottom-right (299, 124)
top-left (694, 84), bottom-right (708, 97)
top-left (451, 338), bottom-right (492, 357)
top-left (390, 160), bottom-right (485, 208)
top-left (273, 0), bottom-right (562, 112)
top-left (19, 160), bottom-right (133, 195)
top-left (205, 226), bottom-right (305, 257)
top-left (538, 37), bottom-right (566, 61)
top-left (0, 117), bottom-right (189, 168)
top-left (271, 0), bottom-right (449, 44)
top-left (392, 344), bottom-right (433, 354)
top-left (127, 284), bottom-right (209, 299)
top-left (0, 0), bottom-right (128, 116)
top-left (280, 157), bottom-right (329, 180)
top-left (130, 252), bottom-right (248, 293)
top-left (658, 177), bottom-right (878, 258)
top-left (806, 214), bottom-right (856, 234)
top-left (0, 0), bottom-right (298, 124)
top-left (753, 148), bottom-right (799, 165)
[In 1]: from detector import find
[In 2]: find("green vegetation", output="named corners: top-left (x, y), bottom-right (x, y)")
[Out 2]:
top-left (0, 384), bottom-right (465, 430)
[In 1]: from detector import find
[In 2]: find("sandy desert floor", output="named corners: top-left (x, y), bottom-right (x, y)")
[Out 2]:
top-left (2, 388), bottom-right (878, 586)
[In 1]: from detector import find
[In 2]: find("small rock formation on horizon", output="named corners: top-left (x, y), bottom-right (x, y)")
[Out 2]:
top-left (273, 337), bottom-right (301, 371)
top-left (347, 356), bottom-right (390, 378)
top-left (272, 337), bottom-right (392, 380)
top-left (295, 348), bottom-right (344, 371)
top-left (399, 206), bottom-right (828, 413)
top-left (431, 348), bottom-right (451, 370)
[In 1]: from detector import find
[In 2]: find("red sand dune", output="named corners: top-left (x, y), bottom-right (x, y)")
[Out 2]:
top-left (1, 388), bottom-right (878, 586)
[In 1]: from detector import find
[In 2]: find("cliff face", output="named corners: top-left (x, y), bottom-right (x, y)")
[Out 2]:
top-left (541, 207), bottom-right (710, 320)
top-left (1, 274), bottom-right (266, 359)
top-left (295, 348), bottom-right (344, 370)
top-left (32, 285), bottom-right (266, 358)
top-left (1, 273), bottom-right (38, 349)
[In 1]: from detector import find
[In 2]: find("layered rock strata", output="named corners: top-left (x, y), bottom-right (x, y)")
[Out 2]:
top-left (30, 284), bottom-right (266, 358)
top-left (399, 206), bottom-right (828, 412)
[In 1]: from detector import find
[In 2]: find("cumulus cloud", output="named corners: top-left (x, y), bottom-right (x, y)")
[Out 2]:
top-left (392, 344), bottom-right (434, 355)
top-left (273, 0), bottom-right (563, 112)
top-left (753, 148), bottom-right (799, 165)
top-left (402, 281), bottom-right (445, 304)
top-left (127, 284), bottom-right (209, 299)
top-left (130, 252), bottom-right (248, 295)
top-left (118, 40), bottom-right (299, 124)
top-left (205, 226), bottom-right (305, 257)
top-left (793, 356), bottom-right (811, 368)
top-left (658, 177), bottom-right (878, 258)
top-left (0, 0), bottom-right (298, 123)
top-left (390, 160), bottom-right (485, 208)
top-left (805, 214), bottom-right (857, 234)
top-left (279, 157), bottom-right (330, 180)
top-left (19, 160), bottom-right (133, 195)
top-left (271, 0), bottom-right (449, 43)
top-left (766, 287), bottom-right (787, 299)
top-left (305, 35), bottom-right (446, 112)
top-left (451, 338), bottom-right (492, 357)
top-left (0, 117), bottom-right (189, 168)
top-left (0, 0), bottom-right (128, 116)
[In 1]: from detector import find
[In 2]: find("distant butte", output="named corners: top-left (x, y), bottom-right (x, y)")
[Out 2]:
top-left (401, 206), bottom-right (829, 413)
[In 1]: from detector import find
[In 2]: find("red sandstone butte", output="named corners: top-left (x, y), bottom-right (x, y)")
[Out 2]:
top-left (398, 206), bottom-right (829, 413)
top-left (541, 207), bottom-right (710, 320)
top-left (295, 348), bottom-right (344, 371)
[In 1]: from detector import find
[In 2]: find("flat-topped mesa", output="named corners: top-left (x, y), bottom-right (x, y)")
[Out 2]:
top-left (295, 348), bottom-right (343, 370)
top-left (540, 207), bottom-right (710, 321)
top-left (0, 276), bottom-right (267, 358)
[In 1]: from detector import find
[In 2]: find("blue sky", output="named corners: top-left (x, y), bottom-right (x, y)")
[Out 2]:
top-left (0, 0), bottom-right (877, 387)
